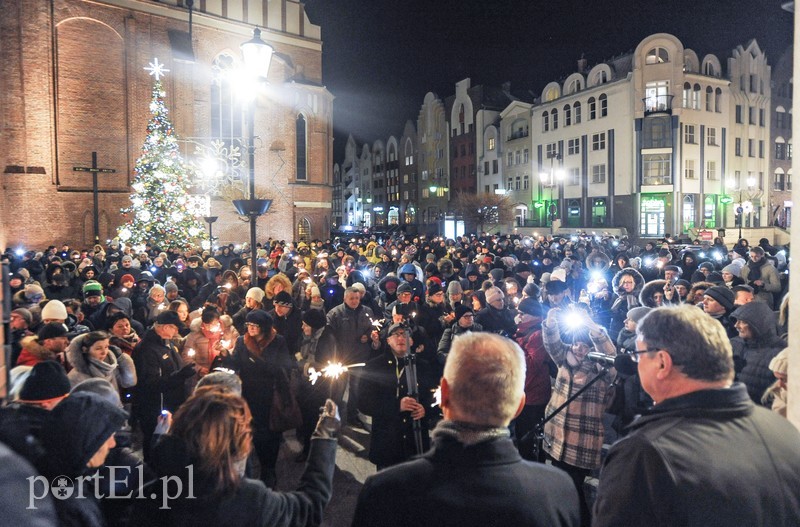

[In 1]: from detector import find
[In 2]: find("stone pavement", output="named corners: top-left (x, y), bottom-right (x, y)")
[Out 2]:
top-left (274, 424), bottom-right (376, 527)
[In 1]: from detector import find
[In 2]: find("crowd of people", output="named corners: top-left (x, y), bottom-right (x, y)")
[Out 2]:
top-left (1, 230), bottom-right (798, 526)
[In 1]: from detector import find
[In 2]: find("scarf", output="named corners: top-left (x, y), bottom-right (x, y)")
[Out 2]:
top-left (431, 419), bottom-right (510, 446)
top-left (243, 329), bottom-right (276, 359)
top-left (86, 352), bottom-right (118, 380)
top-left (747, 257), bottom-right (767, 282)
top-left (299, 327), bottom-right (325, 363)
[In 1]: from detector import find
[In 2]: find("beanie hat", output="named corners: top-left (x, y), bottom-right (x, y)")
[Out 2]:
top-left (447, 281), bottom-right (463, 295)
top-left (41, 392), bottom-right (127, 476)
top-left (82, 280), bottom-right (104, 298)
top-left (19, 361), bottom-right (71, 403)
top-left (426, 281), bottom-right (443, 296)
top-left (485, 286), bottom-right (504, 307)
top-left (11, 308), bottom-right (33, 326)
top-left (397, 282), bottom-right (413, 294)
top-left (626, 306), bottom-right (651, 324)
top-left (350, 282), bottom-right (367, 294)
top-left (41, 300), bottom-right (68, 321)
top-left (273, 291), bottom-right (294, 307)
top-left (673, 279), bottom-right (691, 291)
top-left (545, 279), bottom-right (569, 295)
top-left (523, 282), bottom-right (541, 299)
top-left (121, 255), bottom-right (133, 263)
top-left (663, 265), bottom-right (682, 275)
top-left (399, 263), bottom-right (416, 276)
top-left (164, 281), bottom-right (179, 294)
top-left (704, 285), bottom-right (735, 311)
top-left (302, 308), bottom-right (327, 330)
top-left (245, 309), bottom-right (273, 334)
top-left (514, 262), bottom-right (532, 274)
top-left (24, 284), bottom-right (45, 302)
top-left (155, 310), bottom-right (182, 326)
top-left (721, 264), bottom-right (741, 278)
top-left (551, 268), bottom-right (567, 282)
top-left (769, 348), bottom-right (789, 375)
top-left (454, 303), bottom-right (474, 322)
top-left (120, 274), bottom-right (135, 284)
top-left (517, 297), bottom-right (542, 318)
top-left (37, 322), bottom-right (68, 341)
top-left (424, 263), bottom-right (438, 274)
top-left (698, 262), bottom-right (715, 272)
top-left (309, 285), bottom-right (321, 298)
top-left (246, 287), bottom-right (265, 302)
top-left (71, 378), bottom-right (122, 408)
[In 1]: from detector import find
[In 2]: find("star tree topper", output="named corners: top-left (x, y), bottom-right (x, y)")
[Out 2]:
top-left (144, 58), bottom-right (170, 81)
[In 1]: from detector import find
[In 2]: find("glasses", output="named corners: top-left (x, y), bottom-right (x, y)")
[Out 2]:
top-left (245, 323), bottom-right (261, 328)
top-left (630, 348), bottom-right (659, 362)
top-left (461, 313), bottom-right (474, 318)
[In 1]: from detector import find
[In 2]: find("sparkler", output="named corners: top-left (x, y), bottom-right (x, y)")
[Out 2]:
top-left (431, 385), bottom-right (442, 408)
top-left (187, 348), bottom-right (196, 358)
top-left (368, 316), bottom-right (383, 330)
top-left (307, 361), bottom-right (366, 385)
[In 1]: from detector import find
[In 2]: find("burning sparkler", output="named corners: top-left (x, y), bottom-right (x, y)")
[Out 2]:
top-left (187, 348), bottom-right (196, 358)
top-left (307, 361), bottom-right (366, 385)
top-left (431, 385), bottom-right (442, 408)
top-left (368, 316), bottom-right (383, 330)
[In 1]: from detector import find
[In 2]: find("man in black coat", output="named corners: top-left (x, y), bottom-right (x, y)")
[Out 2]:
top-left (593, 305), bottom-right (800, 527)
top-left (353, 331), bottom-right (580, 527)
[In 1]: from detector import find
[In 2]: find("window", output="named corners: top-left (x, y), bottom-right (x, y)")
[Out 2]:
top-left (546, 143), bottom-right (559, 158)
top-left (735, 105), bottom-right (743, 124)
top-left (211, 53), bottom-right (244, 142)
top-left (594, 70), bottom-right (608, 84)
top-left (646, 47), bottom-right (670, 64)
top-left (704, 62), bottom-right (718, 76)
top-left (705, 87), bottom-right (713, 112)
top-left (591, 164), bottom-right (606, 183)
top-left (568, 138), bottom-right (580, 156)
top-left (759, 140), bottom-right (764, 158)
top-left (707, 128), bottom-right (717, 146)
top-left (524, 149), bottom-right (530, 163)
top-left (706, 161), bottom-right (717, 180)
top-left (295, 115), bottom-right (307, 180)
top-left (685, 159), bottom-right (696, 179)
top-left (460, 144), bottom-right (466, 156)
top-left (569, 167), bottom-right (580, 186)
top-left (592, 132), bottom-right (606, 151)
top-left (789, 143), bottom-right (793, 160)
top-left (682, 82), bottom-right (692, 108)
top-left (684, 125), bottom-right (696, 144)
top-left (564, 104), bottom-right (572, 126)
top-left (524, 175), bottom-right (529, 190)
top-left (507, 177), bottom-right (513, 190)
top-left (588, 97), bottom-right (596, 120)
top-left (542, 112), bottom-right (549, 132)
top-left (599, 94), bottom-right (608, 117)
top-left (484, 161), bottom-right (489, 175)
top-left (642, 154), bottom-right (671, 185)
top-left (573, 102), bottom-right (582, 124)
top-left (749, 107), bottom-right (756, 125)
top-left (515, 151), bottom-right (521, 165)
top-left (693, 84), bottom-right (701, 110)
top-left (748, 139), bottom-right (755, 157)
top-left (715, 88), bottom-right (722, 112)
top-left (776, 108), bottom-right (787, 129)
top-left (682, 195), bottom-right (695, 232)
top-left (750, 74), bottom-right (758, 93)
top-left (759, 108), bottom-right (765, 127)
top-left (703, 196), bottom-right (716, 229)
top-left (492, 160), bottom-right (498, 173)
top-left (735, 138), bottom-right (742, 156)
top-left (551, 109), bottom-right (558, 130)
top-left (507, 152), bottom-right (513, 166)
top-left (774, 169), bottom-right (786, 191)
top-left (488, 137), bottom-right (496, 150)
top-left (515, 176), bottom-right (521, 190)
top-left (776, 138), bottom-right (786, 159)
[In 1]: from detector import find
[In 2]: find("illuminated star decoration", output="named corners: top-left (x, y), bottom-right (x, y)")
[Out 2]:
top-left (144, 58), bottom-right (170, 81)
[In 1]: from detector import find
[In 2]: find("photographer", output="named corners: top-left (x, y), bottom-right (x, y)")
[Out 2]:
top-left (542, 305), bottom-right (616, 526)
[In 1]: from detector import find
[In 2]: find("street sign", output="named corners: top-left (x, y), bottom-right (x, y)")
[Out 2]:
top-left (720, 195), bottom-right (734, 204)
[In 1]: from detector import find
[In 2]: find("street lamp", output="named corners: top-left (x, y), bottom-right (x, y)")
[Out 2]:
top-left (726, 176), bottom-right (757, 241)
top-left (203, 215), bottom-right (218, 247)
top-left (539, 151), bottom-right (564, 227)
top-left (234, 27), bottom-right (274, 279)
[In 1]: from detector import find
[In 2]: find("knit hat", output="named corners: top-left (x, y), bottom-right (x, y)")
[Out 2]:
top-left (245, 309), bottom-right (273, 334)
top-left (626, 306), bottom-right (651, 324)
top-left (155, 310), bottom-right (182, 326)
top-left (399, 263), bottom-right (416, 276)
top-left (551, 268), bottom-right (567, 282)
top-left (41, 392), bottom-right (127, 476)
top-left (387, 322), bottom-right (409, 336)
top-left (350, 282), bottom-right (367, 294)
top-left (447, 281), bottom-right (463, 295)
top-left (19, 361), bottom-right (71, 403)
top-left (121, 255), bottom-right (133, 263)
top-left (71, 378), bottom-right (122, 408)
top-left (302, 308), bottom-right (326, 330)
top-left (246, 287), bottom-right (265, 302)
top-left (11, 308), bottom-right (33, 326)
top-left (523, 282), bottom-right (540, 298)
top-left (704, 285), bottom-right (735, 311)
top-left (82, 280), bottom-right (104, 298)
top-left (673, 279), bottom-right (691, 291)
top-left (426, 281), bottom-right (444, 296)
top-left (545, 279), bottom-right (569, 295)
top-left (485, 286), bottom-right (504, 307)
top-left (517, 297), bottom-right (542, 317)
top-left (164, 281), bottom-right (179, 294)
top-left (721, 264), bottom-right (741, 278)
top-left (41, 300), bottom-right (68, 321)
top-left (37, 322), bottom-right (68, 341)
top-left (454, 304), bottom-right (474, 322)
top-left (309, 285), bottom-right (321, 298)
top-left (120, 274), bottom-right (136, 284)
top-left (514, 262), bottom-right (532, 274)
top-left (273, 291), bottom-right (294, 307)
top-left (24, 284), bottom-right (44, 302)
top-left (203, 258), bottom-right (222, 269)
top-left (769, 348), bottom-right (789, 375)
top-left (397, 282), bottom-right (413, 294)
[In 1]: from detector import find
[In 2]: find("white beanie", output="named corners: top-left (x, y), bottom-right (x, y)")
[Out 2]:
top-left (41, 299), bottom-right (68, 321)
top-left (485, 286), bottom-right (504, 307)
top-left (246, 287), bottom-right (265, 302)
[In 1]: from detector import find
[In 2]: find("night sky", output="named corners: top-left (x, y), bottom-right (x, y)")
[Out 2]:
top-left (301, 0), bottom-right (794, 160)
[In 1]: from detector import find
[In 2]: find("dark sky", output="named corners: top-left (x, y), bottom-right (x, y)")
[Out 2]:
top-left (301, 0), bottom-right (793, 160)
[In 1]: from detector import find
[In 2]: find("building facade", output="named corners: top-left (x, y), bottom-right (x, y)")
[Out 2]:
top-left (1, 0), bottom-right (333, 248)
top-left (771, 46), bottom-right (793, 228)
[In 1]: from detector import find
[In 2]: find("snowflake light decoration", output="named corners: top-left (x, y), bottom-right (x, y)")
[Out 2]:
top-left (144, 58), bottom-right (170, 81)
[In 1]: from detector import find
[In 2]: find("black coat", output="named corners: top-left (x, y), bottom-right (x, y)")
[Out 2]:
top-left (594, 384), bottom-right (800, 527)
top-left (132, 329), bottom-right (189, 416)
top-left (358, 350), bottom-right (437, 467)
top-left (352, 433), bottom-right (580, 527)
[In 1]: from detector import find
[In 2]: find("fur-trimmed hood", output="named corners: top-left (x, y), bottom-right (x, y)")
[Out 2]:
top-left (611, 268), bottom-right (645, 296)
top-left (639, 279), bottom-right (668, 308)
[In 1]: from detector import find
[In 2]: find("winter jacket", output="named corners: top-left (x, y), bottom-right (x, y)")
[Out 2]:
top-left (182, 317), bottom-right (239, 381)
top-left (740, 259), bottom-right (782, 308)
top-left (729, 302), bottom-right (786, 404)
top-left (515, 319), bottom-right (556, 407)
top-left (475, 305), bottom-right (516, 337)
top-left (325, 302), bottom-right (376, 363)
top-left (437, 322), bottom-right (484, 364)
top-left (66, 334), bottom-right (137, 392)
top-left (609, 268), bottom-right (645, 339)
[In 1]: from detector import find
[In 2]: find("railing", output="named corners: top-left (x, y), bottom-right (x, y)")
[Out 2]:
top-left (643, 94), bottom-right (674, 115)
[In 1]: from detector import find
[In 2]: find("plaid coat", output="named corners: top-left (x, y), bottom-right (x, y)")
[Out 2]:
top-left (542, 318), bottom-right (616, 469)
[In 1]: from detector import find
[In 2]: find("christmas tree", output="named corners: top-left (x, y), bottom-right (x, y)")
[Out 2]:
top-left (118, 58), bottom-right (204, 250)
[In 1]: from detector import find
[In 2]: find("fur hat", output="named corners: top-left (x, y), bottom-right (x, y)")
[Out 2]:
top-left (41, 300), bottom-right (68, 321)
top-left (301, 308), bottom-right (326, 330)
top-left (704, 285), bottom-right (735, 311)
top-left (19, 361), bottom-right (71, 403)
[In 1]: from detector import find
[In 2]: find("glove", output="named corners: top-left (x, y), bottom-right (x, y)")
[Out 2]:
top-left (174, 363), bottom-right (197, 380)
top-left (311, 399), bottom-right (341, 440)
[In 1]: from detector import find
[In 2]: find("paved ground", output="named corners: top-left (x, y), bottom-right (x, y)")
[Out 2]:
top-left (274, 423), bottom-right (375, 527)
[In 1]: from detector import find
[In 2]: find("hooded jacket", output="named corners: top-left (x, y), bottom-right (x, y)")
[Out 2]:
top-left (66, 333), bottom-right (137, 392)
top-left (729, 302), bottom-right (786, 403)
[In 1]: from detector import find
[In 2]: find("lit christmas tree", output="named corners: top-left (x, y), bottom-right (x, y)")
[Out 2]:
top-left (118, 58), bottom-right (204, 250)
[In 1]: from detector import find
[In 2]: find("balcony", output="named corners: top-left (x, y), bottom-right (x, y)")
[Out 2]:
top-left (643, 95), bottom-right (674, 116)
top-left (507, 130), bottom-right (529, 141)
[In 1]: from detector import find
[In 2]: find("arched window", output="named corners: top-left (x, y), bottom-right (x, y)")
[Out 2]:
top-left (297, 218), bottom-right (311, 242)
top-left (776, 136), bottom-right (786, 160)
top-left (705, 87), bottom-right (713, 112)
top-left (573, 101), bottom-right (582, 124)
top-left (588, 97), bottom-right (596, 120)
top-left (594, 70), bottom-right (608, 85)
top-left (776, 107), bottom-right (787, 129)
top-left (703, 62), bottom-right (717, 77)
top-left (646, 47), bottom-right (670, 64)
top-left (404, 138), bottom-right (414, 165)
top-left (715, 88), bottom-right (722, 112)
top-left (682, 82), bottom-right (692, 108)
top-left (211, 53), bottom-right (243, 141)
top-left (551, 108), bottom-right (558, 129)
top-left (296, 114), bottom-right (307, 180)
top-left (599, 94), bottom-right (608, 117)
top-left (682, 195), bottom-right (695, 232)
top-left (564, 104), bottom-right (572, 126)
top-left (693, 84), bottom-right (702, 110)
top-left (542, 112), bottom-right (549, 132)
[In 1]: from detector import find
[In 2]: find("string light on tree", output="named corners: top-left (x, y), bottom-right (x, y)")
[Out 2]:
top-left (118, 58), bottom-right (204, 250)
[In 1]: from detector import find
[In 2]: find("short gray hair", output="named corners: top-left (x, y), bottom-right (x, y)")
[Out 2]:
top-left (637, 304), bottom-right (734, 382)
top-left (195, 371), bottom-right (243, 396)
top-left (443, 332), bottom-right (525, 427)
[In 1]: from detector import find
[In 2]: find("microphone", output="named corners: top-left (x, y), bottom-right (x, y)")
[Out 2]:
top-left (586, 352), bottom-right (616, 367)
top-left (613, 354), bottom-right (639, 376)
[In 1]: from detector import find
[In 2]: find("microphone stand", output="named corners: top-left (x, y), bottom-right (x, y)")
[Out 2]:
top-left (403, 351), bottom-right (425, 455)
top-left (522, 365), bottom-right (615, 462)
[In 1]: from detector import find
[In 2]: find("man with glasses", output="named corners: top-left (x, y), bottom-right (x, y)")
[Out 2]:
top-left (594, 304), bottom-right (800, 526)
top-left (358, 322), bottom-right (436, 470)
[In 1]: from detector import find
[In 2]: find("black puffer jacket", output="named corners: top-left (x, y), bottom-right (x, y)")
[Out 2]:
top-left (609, 268), bottom-right (645, 338)
top-left (730, 302), bottom-right (786, 404)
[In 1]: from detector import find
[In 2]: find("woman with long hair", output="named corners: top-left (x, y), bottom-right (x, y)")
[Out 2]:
top-left (66, 330), bottom-right (137, 393)
top-left (139, 387), bottom-right (339, 526)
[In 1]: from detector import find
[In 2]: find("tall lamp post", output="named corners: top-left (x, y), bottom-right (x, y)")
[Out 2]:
top-left (203, 215), bottom-right (218, 247)
top-left (539, 151), bottom-right (564, 229)
top-left (232, 27), bottom-right (274, 280)
top-left (726, 176), bottom-right (757, 241)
